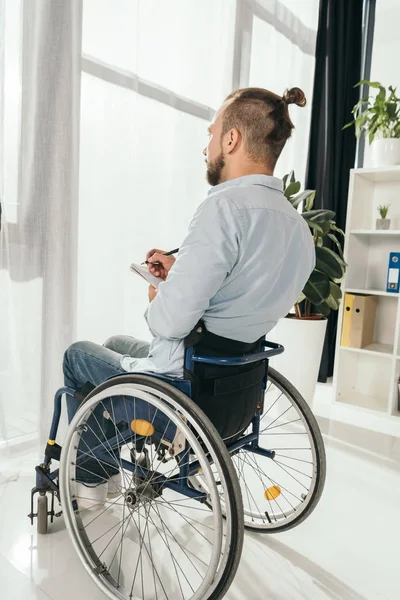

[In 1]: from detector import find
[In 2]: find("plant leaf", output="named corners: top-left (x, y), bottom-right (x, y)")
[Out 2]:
top-left (323, 282), bottom-right (342, 311)
top-left (330, 224), bottom-right (345, 237)
top-left (290, 189), bottom-right (315, 209)
top-left (356, 80), bottom-right (384, 89)
top-left (325, 294), bottom-right (339, 310)
top-left (306, 220), bottom-right (324, 235)
top-left (303, 270), bottom-right (330, 304)
top-left (305, 192), bottom-right (316, 212)
top-left (315, 246), bottom-right (345, 279)
top-left (327, 233), bottom-right (344, 258)
top-left (303, 209), bottom-right (336, 223)
top-left (297, 291), bottom-right (306, 303)
top-left (329, 281), bottom-right (342, 302)
top-left (284, 181), bottom-right (301, 199)
top-left (282, 173), bottom-right (289, 189)
top-left (315, 300), bottom-right (331, 316)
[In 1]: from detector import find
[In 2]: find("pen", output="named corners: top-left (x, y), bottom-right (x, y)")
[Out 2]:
top-left (141, 248), bottom-right (180, 265)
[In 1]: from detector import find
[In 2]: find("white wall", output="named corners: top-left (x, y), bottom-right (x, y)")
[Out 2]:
top-left (370, 0), bottom-right (400, 88)
top-left (364, 0), bottom-right (400, 166)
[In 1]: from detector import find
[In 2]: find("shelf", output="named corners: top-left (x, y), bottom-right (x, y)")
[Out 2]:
top-left (337, 391), bottom-right (388, 413)
top-left (344, 287), bottom-right (398, 298)
top-left (334, 167), bottom-right (400, 430)
top-left (352, 166), bottom-right (400, 182)
top-left (350, 229), bottom-right (400, 236)
top-left (340, 343), bottom-right (394, 358)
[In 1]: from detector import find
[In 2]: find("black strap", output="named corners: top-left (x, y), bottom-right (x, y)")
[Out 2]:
top-left (184, 321), bottom-right (206, 348)
top-left (185, 320), bottom-right (262, 355)
top-left (213, 362), bottom-right (266, 396)
top-left (74, 381), bottom-right (96, 403)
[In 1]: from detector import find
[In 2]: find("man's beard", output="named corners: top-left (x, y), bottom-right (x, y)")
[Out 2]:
top-left (206, 152), bottom-right (225, 186)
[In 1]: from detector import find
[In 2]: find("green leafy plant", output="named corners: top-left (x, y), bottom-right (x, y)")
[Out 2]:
top-left (283, 171), bottom-right (346, 318)
top-left (377, 204), bottom-right (390, 219)
top-left (343, 80), bottom-right (400, 144)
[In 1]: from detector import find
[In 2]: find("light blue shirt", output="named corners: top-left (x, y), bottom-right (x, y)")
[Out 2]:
top-left (121, 175), bottom-right (315, 377)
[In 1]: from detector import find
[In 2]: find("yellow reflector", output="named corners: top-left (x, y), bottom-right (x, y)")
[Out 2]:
top-left (264, 485), bottom-right (281, 501)
top-left (131, 419), bottom-right (155, 437)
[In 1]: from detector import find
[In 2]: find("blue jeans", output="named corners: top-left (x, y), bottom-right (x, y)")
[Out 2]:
top-left (63, 335), bottom-right (150, 483)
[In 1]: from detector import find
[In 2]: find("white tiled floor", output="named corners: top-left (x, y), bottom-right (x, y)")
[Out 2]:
top-left (1, 423), bottom-right (399, 600)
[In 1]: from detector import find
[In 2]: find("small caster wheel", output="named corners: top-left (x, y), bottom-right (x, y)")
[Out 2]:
top-left (37, 494), bottom-right (48, 535)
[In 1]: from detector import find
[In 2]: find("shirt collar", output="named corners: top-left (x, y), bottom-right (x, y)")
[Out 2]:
top-left (207, 174), bottom-right (283, 196)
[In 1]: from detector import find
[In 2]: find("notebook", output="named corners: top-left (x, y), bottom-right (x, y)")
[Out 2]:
top-left (130, 263), bottom-right (163, 288)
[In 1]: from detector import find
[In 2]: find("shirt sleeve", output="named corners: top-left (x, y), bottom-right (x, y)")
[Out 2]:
top-left (146, 195), bottom-right (240, 340)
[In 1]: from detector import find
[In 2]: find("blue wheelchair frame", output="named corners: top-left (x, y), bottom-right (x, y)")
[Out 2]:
top-left (29, 340), bottom-right (284, 525)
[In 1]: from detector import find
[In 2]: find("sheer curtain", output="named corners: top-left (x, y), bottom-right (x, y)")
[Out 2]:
top-left (78, 0), bottom-right (236, 345)
top-left (0, 0), bottom-right (319, 448)
top-left (0, 0), bottom-right (82, 447)
top-left (249, 0), bottom-right (320, 182)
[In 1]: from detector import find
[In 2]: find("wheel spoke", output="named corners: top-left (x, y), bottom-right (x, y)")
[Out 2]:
top-left (245, 451), bottom-right (297, 513)
top-left (225, 369), bottom-right (324, 531)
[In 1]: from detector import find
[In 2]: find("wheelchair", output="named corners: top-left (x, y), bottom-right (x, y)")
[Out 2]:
top-left (29, 339), bottom-right (326, 600)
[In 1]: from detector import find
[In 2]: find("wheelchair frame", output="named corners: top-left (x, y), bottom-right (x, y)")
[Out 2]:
top-left (28, 340), bottom-right (284, 526)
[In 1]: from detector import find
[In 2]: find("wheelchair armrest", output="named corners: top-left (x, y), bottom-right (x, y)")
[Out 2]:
top-left (191, 340), bottom-right (284, 367)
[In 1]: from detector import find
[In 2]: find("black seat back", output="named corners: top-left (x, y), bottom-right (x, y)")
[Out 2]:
top-left (185, 325), bottom-right (266, 441)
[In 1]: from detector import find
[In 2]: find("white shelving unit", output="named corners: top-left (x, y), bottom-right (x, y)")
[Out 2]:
top-left (331, 166), bottom-right (400, 436)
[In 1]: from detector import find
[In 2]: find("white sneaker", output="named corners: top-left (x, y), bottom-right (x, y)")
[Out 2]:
top-left (107, 472), bottom-right (123, 498)
top-left (75, 481), bottom-right (108, 511)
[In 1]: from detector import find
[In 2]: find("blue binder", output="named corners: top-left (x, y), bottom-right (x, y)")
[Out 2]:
top-left (386, 252), bottom-right (400, 293)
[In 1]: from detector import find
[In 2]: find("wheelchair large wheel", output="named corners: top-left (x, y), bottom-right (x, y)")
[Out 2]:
top-left (236, 367), bottom-right (325, 532)
top-left (60, 374), bottom-right (243, 600)
top-left (206, 366), bottom-right (326, 533)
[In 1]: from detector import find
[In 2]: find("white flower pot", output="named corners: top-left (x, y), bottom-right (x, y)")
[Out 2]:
top-left (267, 316), bottom-right (328, 407)
top-left (370, 138), bottom-right (400, 167)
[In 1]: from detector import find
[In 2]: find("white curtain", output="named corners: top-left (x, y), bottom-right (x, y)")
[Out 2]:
top-left (0, 0), bottom-right (319, 447)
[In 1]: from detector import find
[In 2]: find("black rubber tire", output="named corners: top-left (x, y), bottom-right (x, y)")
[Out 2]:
top-left (242, 366), bottom-right (326, 534)
top-left (78, 374), bottom-right (244, 600)
top-left (37, 494), bottom-right (48, 535)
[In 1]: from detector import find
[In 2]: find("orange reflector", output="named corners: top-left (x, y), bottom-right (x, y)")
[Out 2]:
top-left (131, 419), bottom-right (155, 437)
top-left (264, 485), bottom-right (281, 501)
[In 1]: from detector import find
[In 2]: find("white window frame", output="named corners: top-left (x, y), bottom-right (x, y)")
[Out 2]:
top-left (81, 0), bottom-right (318, 122)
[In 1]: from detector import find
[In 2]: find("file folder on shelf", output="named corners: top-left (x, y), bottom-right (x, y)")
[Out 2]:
top-left (386, 252), bottom-right (400, 293)
top-left (341, 293), bottom-right (378, 349)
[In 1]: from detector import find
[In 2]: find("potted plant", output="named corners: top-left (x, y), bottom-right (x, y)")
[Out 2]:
top-left (267, 172), bottom-right (346, 406)
top-left (343, 80), bottom-right (400, 167)
top-left (376, 204), bottom-right (390, 230)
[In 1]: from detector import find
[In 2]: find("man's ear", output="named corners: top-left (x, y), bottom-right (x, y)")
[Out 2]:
top-left (223, 128), bottom-right (241, 155)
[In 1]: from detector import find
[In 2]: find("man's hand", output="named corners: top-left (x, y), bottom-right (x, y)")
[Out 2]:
top-left (146, 248), bottom-right (176, 281)
top-left (148, 285), bottom-right (158, 303)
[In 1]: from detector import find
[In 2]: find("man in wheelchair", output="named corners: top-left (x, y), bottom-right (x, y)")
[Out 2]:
top-left (62, 86), bottom-right (315, 511)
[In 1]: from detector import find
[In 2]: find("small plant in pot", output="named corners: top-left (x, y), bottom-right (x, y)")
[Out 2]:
top-left (283, 171), bottom-right (346, 318)
top-left (376, 204), bottom-right (390, 230)
top-left (343, 80), bottom-right (400, 167)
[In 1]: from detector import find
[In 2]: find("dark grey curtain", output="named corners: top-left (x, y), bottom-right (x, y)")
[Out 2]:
top-left (306, 0), bottom-right (364, 381)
